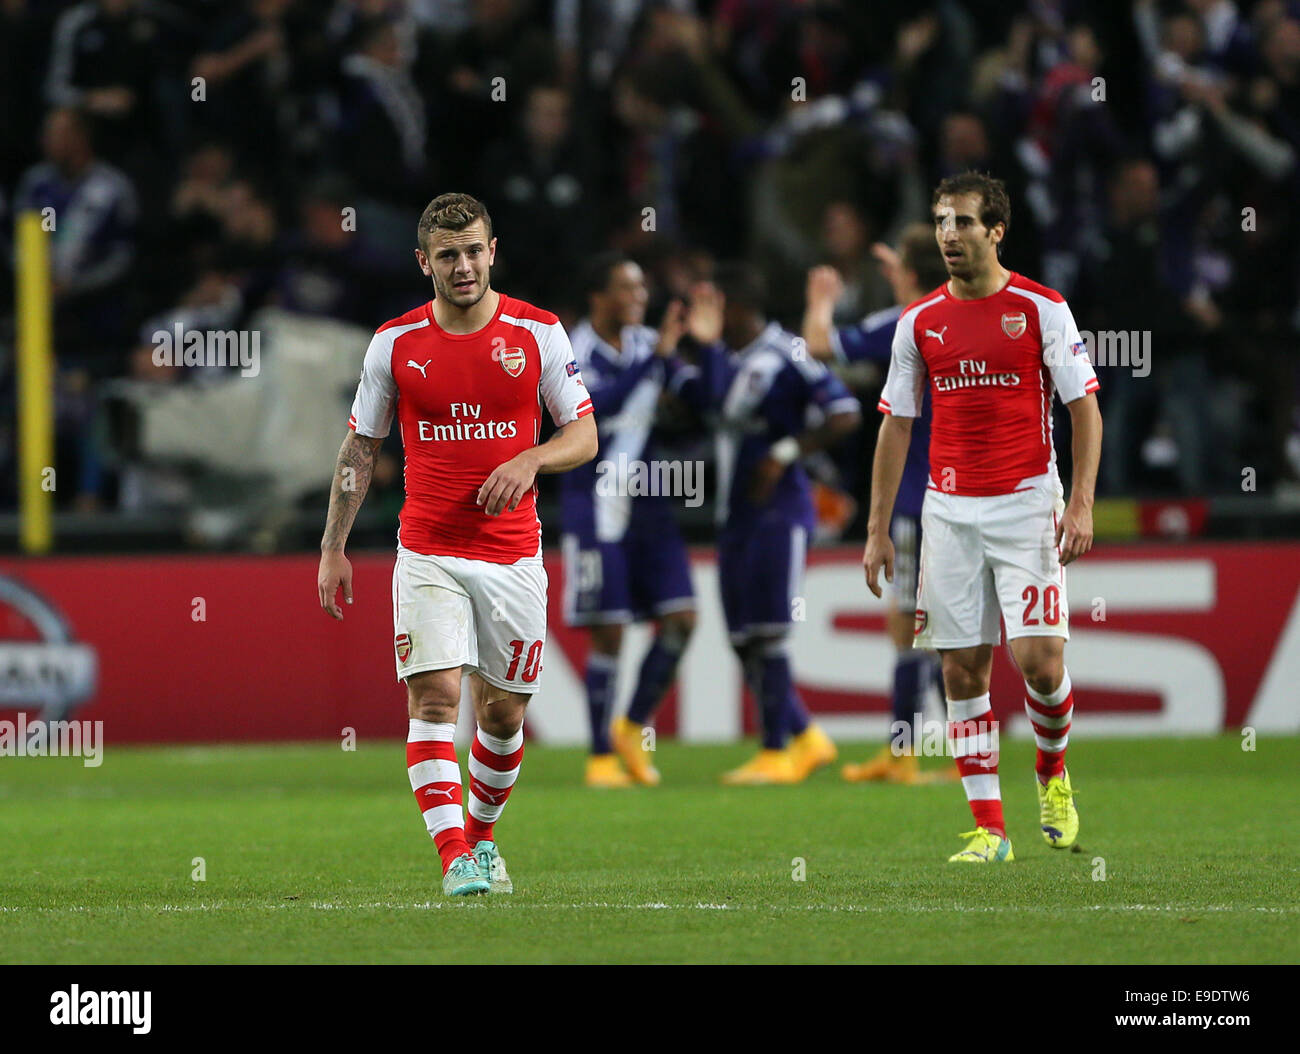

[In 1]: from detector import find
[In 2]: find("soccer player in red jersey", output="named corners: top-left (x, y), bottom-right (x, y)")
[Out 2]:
top-left (316, 193), bottom-right (597, 895)
top-left (864, 172), bottom-right (1103, 863)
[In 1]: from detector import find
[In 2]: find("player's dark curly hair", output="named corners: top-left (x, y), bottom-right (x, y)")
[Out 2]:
top-left (932, 171), bottom-right (1011, 240)
top-left (582, 250), bottom-right (633, 299)
top-left (418, 192), bottom-right (493, 254)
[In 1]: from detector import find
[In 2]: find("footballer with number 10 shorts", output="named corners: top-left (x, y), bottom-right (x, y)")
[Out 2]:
top-left (864, 172), bottom-right (1103, 863)
top-left (317, 193), bottom-right (597, 896)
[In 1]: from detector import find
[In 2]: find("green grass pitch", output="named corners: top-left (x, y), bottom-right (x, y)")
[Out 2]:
top-left (1, 736), bottom-right (1296, 964)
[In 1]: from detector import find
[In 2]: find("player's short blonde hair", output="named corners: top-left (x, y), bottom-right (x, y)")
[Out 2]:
top-left (418, 193), bottom-right (494, 254)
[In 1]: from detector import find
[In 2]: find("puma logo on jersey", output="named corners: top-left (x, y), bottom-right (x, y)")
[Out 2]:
top-left (423, 786), bottom-right (455, 801)
top-left (407, 359), bottom-right (431, 378)
top-left (925, 326), bottom-right (948, 344)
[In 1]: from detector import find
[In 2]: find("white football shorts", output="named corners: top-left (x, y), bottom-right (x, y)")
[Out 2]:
top-left (391, 548), bottom-right (549, 694)
top-left (914, 472), bottom-right (1069, 650)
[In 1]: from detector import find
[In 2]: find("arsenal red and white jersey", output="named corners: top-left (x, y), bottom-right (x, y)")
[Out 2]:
top-left (348, 294), bottom-right (593, 562)
top-left (878, 273), bottom-right (1099, 497)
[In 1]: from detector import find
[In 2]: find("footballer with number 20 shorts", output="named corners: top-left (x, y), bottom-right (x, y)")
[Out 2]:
top-left (317, 193), bottom-right (597, 896)
top-left (864, 172), bottom-right (1103, 864)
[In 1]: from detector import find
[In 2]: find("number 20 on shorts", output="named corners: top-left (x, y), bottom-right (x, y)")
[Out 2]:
top-left (1021, 585), bottom-right (1061, 626)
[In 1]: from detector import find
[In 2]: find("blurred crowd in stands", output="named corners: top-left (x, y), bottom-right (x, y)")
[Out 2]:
top-left (1, 0), bottom-right (1298, 525)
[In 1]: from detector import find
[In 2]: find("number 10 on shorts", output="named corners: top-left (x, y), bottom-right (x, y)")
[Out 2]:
top-left (506, 639), bottom-right (544, 682)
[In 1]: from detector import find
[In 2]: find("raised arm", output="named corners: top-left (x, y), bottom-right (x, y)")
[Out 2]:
top-left (802, 266), bottom-right (844, 361)
top-left (678, 281), bottom-right (736, 412)
top-left (318, 430), bottom-right (383, 619)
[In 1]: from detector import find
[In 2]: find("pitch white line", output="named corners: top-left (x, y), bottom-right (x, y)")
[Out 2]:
top-left (2, 902), bottom-right (1296, 915)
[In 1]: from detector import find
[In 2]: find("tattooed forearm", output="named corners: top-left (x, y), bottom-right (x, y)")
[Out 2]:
top-left (321, 431), bottom-right (383, 552)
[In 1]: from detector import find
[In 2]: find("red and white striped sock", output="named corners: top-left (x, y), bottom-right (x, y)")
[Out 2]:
top-left (947, 693), bottom-right (1005, 838)
top-left (406, 719), bottom-right (471, 873)
top-left (1025, 669), bottom-right (1073, 783)
top-left (465, 725), bottom-right (524, 848)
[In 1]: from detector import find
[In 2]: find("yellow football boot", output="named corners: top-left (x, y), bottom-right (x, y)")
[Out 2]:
top-left (720, 749), bottom-right (798, 785)
top-left (787, 724), bottom-right (837, 781)
top-left (948, 827), bottom-right (1015, 863)
top-left (584, 753), bottom-right (633, 788)
top-left (842, 745), bottom-right (920, 783)
top-left (1038, 769), bottom-right (1079, 848)
top-left (612, 716), bottom-right (661, 786)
